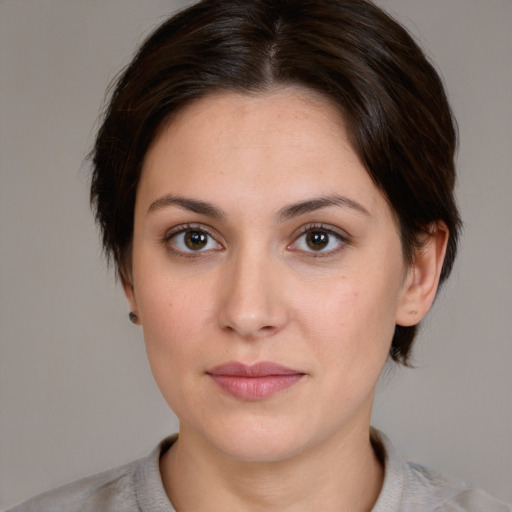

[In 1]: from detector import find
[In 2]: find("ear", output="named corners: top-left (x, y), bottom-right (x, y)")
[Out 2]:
top-left (396, 222), bottom-right (449, 327)
top-left (121, 273), bottom-right (139, 323)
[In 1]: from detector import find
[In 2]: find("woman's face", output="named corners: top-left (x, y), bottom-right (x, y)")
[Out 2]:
top-left (127, 88), bottom-right (414, 461)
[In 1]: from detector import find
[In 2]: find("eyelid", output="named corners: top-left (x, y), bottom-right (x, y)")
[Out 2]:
top-left (163, 222), bottom-right (215, 240)
top-left (288, 223), bottom-right (350, 255)
top-left (162, 223), bottom-right (224, 255)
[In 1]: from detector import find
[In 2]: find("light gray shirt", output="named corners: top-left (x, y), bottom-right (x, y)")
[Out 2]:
top-left (8, 430), bottom-right (510, 511)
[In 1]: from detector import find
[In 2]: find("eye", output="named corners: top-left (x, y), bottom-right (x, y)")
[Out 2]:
top-left (166, 226), bottom-right (222, 254)
top-left (289, 226), bottom-right (346, 255)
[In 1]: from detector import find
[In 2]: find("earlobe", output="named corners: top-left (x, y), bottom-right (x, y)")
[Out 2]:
top-left (396, 222), bottom-right (449, 327)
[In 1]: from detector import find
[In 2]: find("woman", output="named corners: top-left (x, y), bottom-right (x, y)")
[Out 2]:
top-left (8, 0), bottom-right (510, 511)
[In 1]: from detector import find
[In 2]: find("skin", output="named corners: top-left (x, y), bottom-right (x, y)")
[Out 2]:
top-left (124, 87), bottom-right (448, 511)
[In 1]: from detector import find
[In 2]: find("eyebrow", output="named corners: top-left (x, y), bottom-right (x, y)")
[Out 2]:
top-left (277, 194), bottom-right (370, 221)
top-left (147, 194), bottom-right (225, 218)
top-left (147, 193), bottom-right (370, 220)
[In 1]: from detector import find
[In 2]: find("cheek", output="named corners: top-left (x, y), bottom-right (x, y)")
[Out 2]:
top-left (135, 254), bottom-right (213, 334)
top-left (134, 271), bottom-right (213, 383)
top-left (293, 270), bottom-right (400, 368)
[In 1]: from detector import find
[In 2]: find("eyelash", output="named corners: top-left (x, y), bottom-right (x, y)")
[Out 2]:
top-left (161, 223), bottom-right (349, 259)
top-left (289, 223), bottom-right (349, 257)
top-left (162, 224), bottom-right (223, 259)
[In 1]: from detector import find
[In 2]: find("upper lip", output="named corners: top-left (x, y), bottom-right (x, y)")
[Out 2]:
top-left (207, 361), bottom-right (304, 377)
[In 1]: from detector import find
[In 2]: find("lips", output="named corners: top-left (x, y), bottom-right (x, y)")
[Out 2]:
top-left (207, 362), bottom-right (305, 400)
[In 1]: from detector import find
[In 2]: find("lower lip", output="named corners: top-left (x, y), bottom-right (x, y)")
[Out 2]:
top-left (209, 374), bottom-right (304, 400)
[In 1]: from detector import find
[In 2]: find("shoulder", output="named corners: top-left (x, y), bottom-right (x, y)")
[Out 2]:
top-left (371, 428), bottom-right (511, 512)
top-left (7, 435), bottom-right (178, 512)
top-left (7, 460), bottom-right (141, 512)
top-left (405, 461), bottom-right (511, 512)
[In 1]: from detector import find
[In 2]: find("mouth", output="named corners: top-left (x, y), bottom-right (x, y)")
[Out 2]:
top-left (206, 361), bottom-right (305, 400)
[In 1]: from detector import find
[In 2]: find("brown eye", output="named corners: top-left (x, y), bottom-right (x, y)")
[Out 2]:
top-left (167, 227), bottom-right (222, 254)
top-left (184, 230), bottom-right (208, 250)
top-left (289, 226), bottom-right (346, 255)
top-left (306, 231), bottom-right (329, 250)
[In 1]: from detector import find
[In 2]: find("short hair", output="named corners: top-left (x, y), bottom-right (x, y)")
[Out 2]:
top-left (90, 0), bottom-right (461, 365)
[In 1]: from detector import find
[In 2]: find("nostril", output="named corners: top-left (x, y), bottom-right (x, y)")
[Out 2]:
top-left (220, 319), bottom-right (281, 340)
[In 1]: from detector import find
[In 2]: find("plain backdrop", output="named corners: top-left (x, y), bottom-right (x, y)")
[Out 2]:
top-left (1, 0), bottom-right (511, 509)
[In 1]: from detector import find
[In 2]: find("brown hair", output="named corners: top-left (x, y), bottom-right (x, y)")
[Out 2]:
top-left (91, 0), bottom-right (461, 365)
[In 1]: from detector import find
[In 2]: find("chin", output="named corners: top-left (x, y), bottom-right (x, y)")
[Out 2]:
top-left (193, 412), bottom-right (318, 463)
top-left (219, 431), bottom-right (309, 463)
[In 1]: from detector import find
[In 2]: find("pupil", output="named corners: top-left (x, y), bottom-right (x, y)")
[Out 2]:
top-left (306, 231), bottom-right (328, 250)
top-left (185, 231), bottom-right (207, 250)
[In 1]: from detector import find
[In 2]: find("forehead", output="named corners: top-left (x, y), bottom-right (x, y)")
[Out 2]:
top-left (138, 87), bottom-right (388, 220)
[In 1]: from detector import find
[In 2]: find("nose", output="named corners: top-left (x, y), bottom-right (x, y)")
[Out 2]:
top-left (217, 248), bottom-right (288, 341)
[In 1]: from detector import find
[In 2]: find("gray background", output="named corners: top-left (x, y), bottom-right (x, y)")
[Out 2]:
top-left (1, 0), bottom-right (511, 509)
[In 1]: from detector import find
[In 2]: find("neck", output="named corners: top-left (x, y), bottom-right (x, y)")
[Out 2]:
top-left (160, 422), bottom-right (384, 512)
